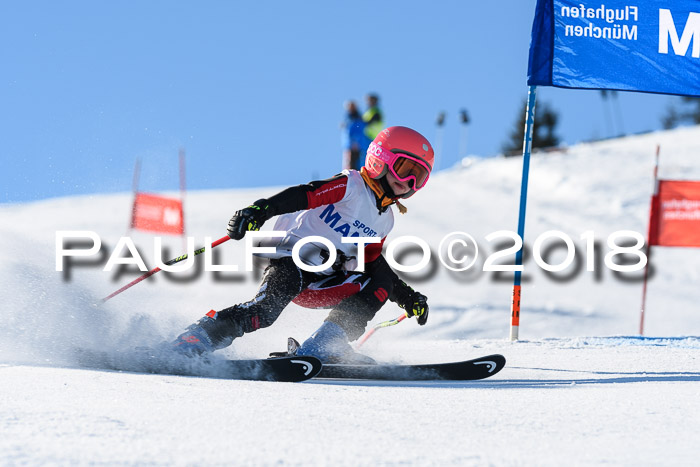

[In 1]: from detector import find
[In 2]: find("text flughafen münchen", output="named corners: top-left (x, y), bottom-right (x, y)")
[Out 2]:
top-left (560, 4), bottom-right (639, 40)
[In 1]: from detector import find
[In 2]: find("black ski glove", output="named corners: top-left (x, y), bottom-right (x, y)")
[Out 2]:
top-left (226, 200), bottom-right (272, 240)
top-left (396, 282), bottom-right (429, 326)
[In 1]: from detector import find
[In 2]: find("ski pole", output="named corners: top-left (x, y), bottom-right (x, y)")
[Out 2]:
top-left (355, 312), bottom-right (408, 349)
top-left (99, 235), bottom-right (231, 303)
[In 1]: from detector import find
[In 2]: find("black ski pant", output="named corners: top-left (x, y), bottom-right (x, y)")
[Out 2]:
top-left (200, 256), bottom-right (395, 348)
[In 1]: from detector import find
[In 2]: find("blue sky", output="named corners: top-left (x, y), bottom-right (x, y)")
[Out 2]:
top-left (1, 1), bottom-right (681, 203)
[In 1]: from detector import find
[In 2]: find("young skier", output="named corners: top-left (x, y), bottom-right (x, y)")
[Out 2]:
top-left (172, 126), bottom-right (433, 363)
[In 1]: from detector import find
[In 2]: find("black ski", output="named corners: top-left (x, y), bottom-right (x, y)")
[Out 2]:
top-left (213, 356), bottom-right (322, 382)
top-left (316, 354), bottom-right (506, 381)
top-left (74, 348), bottom-right (322, 383)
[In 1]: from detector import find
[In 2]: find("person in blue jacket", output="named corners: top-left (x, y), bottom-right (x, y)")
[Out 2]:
top-left (341, 100), bottom-right (371, 170)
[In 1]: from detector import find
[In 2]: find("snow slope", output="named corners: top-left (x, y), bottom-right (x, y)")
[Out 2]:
top-left (1, 126), bottom-right (699, 465)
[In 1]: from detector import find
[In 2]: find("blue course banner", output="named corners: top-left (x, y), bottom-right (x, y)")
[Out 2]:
top-left (528, 0), bottom-right (700, 97)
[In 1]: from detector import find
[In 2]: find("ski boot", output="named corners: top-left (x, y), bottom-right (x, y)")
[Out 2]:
top-left (171, 311), bottom-right (232, 356)
top-left (295, 321), bottom-right (376, 364)
top-left (172, 322), bottom-right (216, 356)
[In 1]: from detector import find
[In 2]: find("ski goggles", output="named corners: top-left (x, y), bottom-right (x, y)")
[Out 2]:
top-left (368, 142), bottom-right (431, 190)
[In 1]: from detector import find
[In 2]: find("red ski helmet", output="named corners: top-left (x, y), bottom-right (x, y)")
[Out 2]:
top-left (364, 126), bottom-right (434, 198)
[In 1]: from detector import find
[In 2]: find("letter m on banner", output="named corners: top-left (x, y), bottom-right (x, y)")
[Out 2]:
top-left (648, 181), bottom-right (700, 247)
top-left (131, 193), bottom-right (184, 235)
top-left (659, 9), bottom-right (700, 58)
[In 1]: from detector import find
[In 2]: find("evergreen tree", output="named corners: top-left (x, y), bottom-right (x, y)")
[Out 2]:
top-left (503, 100), bottom-right (560, 156)
top-left (684, 96), bottom-right (700, 124)
top-left (661, 97), bottom-right (700, 129)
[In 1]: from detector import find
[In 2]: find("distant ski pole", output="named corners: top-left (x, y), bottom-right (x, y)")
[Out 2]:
top-left (99, 235), bottom-right (230, 303)
top-left (355, 312), bottom-right (408, 349)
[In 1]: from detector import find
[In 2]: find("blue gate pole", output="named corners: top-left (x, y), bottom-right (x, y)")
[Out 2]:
top-left (510, 85), bottom-right (538, 341)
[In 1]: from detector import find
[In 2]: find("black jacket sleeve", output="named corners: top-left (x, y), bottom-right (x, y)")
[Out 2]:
top-left (254, 173), bottom-right (348, 218)
top-left (365, 254), bottom-right (414, 304)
